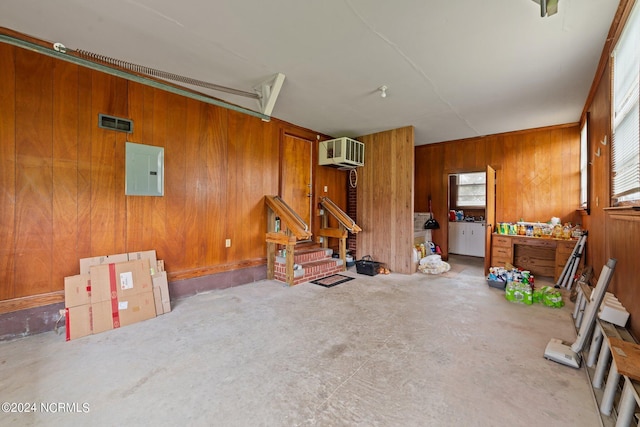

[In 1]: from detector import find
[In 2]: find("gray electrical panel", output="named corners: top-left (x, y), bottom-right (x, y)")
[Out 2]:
top-left (125, 142), bottom-right (164, 196)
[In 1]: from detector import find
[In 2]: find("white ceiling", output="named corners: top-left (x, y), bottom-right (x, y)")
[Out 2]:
top-left (0, 0), bottom-right (619, 145)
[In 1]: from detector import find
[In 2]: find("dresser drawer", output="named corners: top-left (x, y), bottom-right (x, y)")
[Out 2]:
top-left (493, 236), bottom-right (512, 248)
top-left (556, 240), bottom-right (576, 257)
top-left (492, 246), bottom-right (512, 258)
top-left (511, 236), bottom-right (556, 249)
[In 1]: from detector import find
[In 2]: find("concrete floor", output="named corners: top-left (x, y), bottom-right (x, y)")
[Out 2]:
top-left (1, 255), bottom-right (600, 426)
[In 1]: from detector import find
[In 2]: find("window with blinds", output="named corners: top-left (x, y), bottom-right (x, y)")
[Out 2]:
top-left (456, 172), bottom-right (486, 207)
top-left (612, 1), bottom-right (640, 204)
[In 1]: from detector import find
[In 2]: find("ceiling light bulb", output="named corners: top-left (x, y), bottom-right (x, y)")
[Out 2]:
top-left (379, 85), bottom-right (388, 98)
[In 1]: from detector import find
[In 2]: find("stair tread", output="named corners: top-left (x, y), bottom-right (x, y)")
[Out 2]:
top-left (294, 247), bottom-right (330, 254)
top-left (300, 258), bottom-right (340, 266)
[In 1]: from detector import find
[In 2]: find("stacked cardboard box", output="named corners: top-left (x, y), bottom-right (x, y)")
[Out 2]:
top-left (64, 250), bottom-right (171, 341)
top-left (128, 250), bottom-right (171, 315)
top-left (64, 274), bottom-right (92, 340)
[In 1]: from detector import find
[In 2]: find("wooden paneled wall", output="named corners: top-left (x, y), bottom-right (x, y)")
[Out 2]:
top-left (414, 125), bottom-right (582, 257)
top-left (585, 58), bottom-right (612, 279)
top-left (585, 36), bottom-right (640, 340)
top-left (0, 42), bottom-right (347, 308)
top-left (356, 126), bottom-right (415, 274)
top-left (605, 210), bottom-right (640, 338)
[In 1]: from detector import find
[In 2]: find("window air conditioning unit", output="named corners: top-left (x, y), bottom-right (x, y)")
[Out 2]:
top-left (318, 137), bottom-right (364, 169)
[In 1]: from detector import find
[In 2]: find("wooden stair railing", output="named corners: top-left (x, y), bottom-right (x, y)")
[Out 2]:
top-left (318, 196), bottom-right (362, 268)
top-left (264, 195), bottom-right (312, 286)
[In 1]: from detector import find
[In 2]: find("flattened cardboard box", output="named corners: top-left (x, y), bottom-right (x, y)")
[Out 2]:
top-left (90, 301), bottom-right (116, 335)
top-left (87, 294), bottom-right (155, 334)
top-left (64, 274), bottom-right (91, 308)
top-left (65, 305), bottom-right (92, 341)
top-left (89, 259), bottom-right (153, 303)
top-left (80, 253), bottom-right (129, 275)
top-left (116, 293), bottom-right (156, 326)
top-left (128, 250), bottom-right (158, 275)
top-left (152, 271), bottom-right (171, 315)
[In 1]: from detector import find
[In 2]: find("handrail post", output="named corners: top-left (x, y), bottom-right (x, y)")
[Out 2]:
top-left (320, 209), bottom-right (329, 249)
top-left (285, 231), bottom-right (295, 286)
top-left (266, 209), bottom-right (276, 280)
top-left (339, 224), bottom-right (347, 269)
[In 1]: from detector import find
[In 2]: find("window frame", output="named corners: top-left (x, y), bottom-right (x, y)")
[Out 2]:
top-left (610, 0), bottom-right (640, 206)
top-left (580, 114), bottom-right (591, 214)
top-left (451, 172), bottom-right (487, 209)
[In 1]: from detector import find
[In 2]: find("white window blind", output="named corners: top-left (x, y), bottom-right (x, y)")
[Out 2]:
top-left (580, 121), bottom-right (588, 207)
top-left (456, 172), bottom-right (486, 207)
top-left (612, 1), bottom-right (640, 203)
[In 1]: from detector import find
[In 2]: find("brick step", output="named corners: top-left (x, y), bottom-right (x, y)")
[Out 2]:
top-left (285, 247), bottom-right (334, 264)
top-left (274, 254), bottom-right (344, 286)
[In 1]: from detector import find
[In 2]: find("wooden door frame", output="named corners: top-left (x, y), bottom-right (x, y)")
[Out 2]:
top-left (444, 168), bottom-right (491, 260)
top-left (484, 165), bottom-right (497, 275)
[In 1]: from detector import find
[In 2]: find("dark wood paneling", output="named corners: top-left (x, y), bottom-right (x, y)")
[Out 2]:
top-left (415, 125), bottom-right (581, 259)
top-left (14, 48), bottom-right (53, 297)
top-left (357, 126), bottom-right (414, 274)
top-left (89, 72), bottom-right (128, 256)
top-left (228, 112), bottom-right (280, 260)
top-left (0, 41), bottom-right (346, 307)
top-left (199, 104), bottom-right (228, 267)
top-left (486, 135), bottom-right (504, 221)
top-left (76, 67), bottom-right (93, 269)
top-left (126, 82), bottom-right (154, 251)
top-left (52, 60), bottom-right (80, 289)
top-left (586, 63), bottom-right (611, 276)
top-left (606, 210), bottom-right (640, 339)
top-left (183, 99), bottom-right (204, 270)
top-left (0, 42), bottom-right (16, 301)
top-left (126, 82), bottom-right (169, 256)
top-left (561, 127), bottom-right (582, 226)
top-left (162, 92), bottom-right (189, 270)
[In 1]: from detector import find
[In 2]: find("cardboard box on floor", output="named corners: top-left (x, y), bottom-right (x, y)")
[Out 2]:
top-left (64, 274), bottom-right (91, 308)
top-left (128, 250), bottom-right (158, 275)
top-left (65, 305), bottom-right (92, 341)
top-left (89, 259), bottom-right (154, 302)
top-left (64, 274), bottom-right (93, 340)
top-left (79, 249), bottom-right (157, 275)
top-left (79, 253), bottom-right (128, 275)
top-left (127, 249), bottom-right (170, 314)
top-left (89, 258), bottom-right (156, 328)
top-left (65, 258), bottom-right (157, 340)
top-left (152, 271), bottom-right (171, 315)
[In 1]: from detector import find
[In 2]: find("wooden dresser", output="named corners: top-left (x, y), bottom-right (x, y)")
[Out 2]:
top-left (491, 234), bottom-right (581, 281)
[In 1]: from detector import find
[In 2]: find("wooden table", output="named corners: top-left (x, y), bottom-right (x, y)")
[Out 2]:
top-left (491, 234), bottom-right (580, 281)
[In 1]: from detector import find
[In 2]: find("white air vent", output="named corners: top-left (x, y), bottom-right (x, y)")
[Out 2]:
top-left (318, 137), bottom-right (364, 169)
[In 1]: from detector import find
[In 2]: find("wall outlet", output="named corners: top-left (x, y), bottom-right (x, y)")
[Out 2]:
top-left (324, 186), bottom-right (328, 192)
top-left (225, 239), bottom-right (231, 247)
top-left (317, 236), bottom-right (324, 244)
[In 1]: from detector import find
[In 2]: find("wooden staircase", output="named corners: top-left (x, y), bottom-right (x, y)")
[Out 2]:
top-left (274, 247), bottom-right (344, 286)
top-left (265, 195), bottom-right (359, 286)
